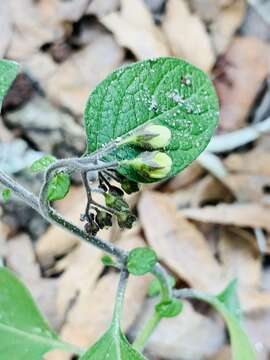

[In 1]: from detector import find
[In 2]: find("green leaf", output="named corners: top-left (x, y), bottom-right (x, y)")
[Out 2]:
top-left (127, 247), bottom-right (157, 276)
top-left (217, 279), bottom-right (242, 320)
top-left (193, 282), bottom-right (256, 360)
top-left (84, 57), bottom-right (219, 183)
top-left (0, 267), bottom-right (83, 359)
top-left (1, 188), bottom-right (11, 203)
top-left (47, 173), bottom-right (70, 201)
top-left (148, 276), bottom-right (176, 297)
top-left (155, 298), bottom-right (183, 318)
top-left (0, 59), bottom-right (20, 112)
top-left (31, 155), bottom-right (56, 173)
top-left (80, 326), bottom-right (147, 360)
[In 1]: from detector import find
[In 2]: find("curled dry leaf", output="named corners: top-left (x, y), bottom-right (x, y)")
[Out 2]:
top-left (101, 0), bottom-right (169, 60)
top-left (162, 0), bottom-right (215, 72)
top-left (182, 203), bottom-right (270, 232)
top-left (214, 36), bottom-right (270, 131)
top-left (59, 236), bottom-right (150, 349)
top-left (139, 191), bottom-right (226, 292)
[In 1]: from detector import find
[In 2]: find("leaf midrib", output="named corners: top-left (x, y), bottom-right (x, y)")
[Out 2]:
top-left (0, 322), bottom-right (64, 351)
top-left (94, 78), bottom-right (209, 153)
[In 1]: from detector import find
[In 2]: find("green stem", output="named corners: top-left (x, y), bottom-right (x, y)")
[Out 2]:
top-left (133, 263), bottom-right (173, 351)
top-left (133, 312), bottom-right (161, 351)
top-left (112, 269), bottom-right (129, 328)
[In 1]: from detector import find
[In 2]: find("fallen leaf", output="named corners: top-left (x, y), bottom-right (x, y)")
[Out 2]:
top-left (163, 162), bottom-right (204, 192)
top-left (163, 0), bottom-right (215, 71)
top-left (225, 148), bottom-right (270, 177)
top-left (182, 203), bottom-right (270, 232)
top-left (45, 33), bottom-right (124, 115)
top-left (210, 0), bottom-right (246, 55)
top-left (214, 36), bottom-right (270, 131)
top-left (139, 191), bottom-right (226, 292)
top-left (224, 174), bottom-right (270, 204)
top-left (87, 0), bottom-right (120, 17)
top-left (101, 0), bottom-right (169, 60)
top-left (0, 0), bottom-right (12, 57)
top-left (7, 0), bottom-right (64, 60)
top-left (218, 227), bottom-right (261, 288)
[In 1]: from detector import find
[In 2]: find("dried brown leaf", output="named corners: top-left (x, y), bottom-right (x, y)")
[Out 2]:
top-left (182, 203), bottom-right (270, 232)
top-left (139, 191), bottom-right (226, 292)
top-left (44, 33), bottom-right (124, 115)
top-left (214, 36), bottom-right (270, 131)
top-left (163, 0), bottom-right (215, 72)
top-left (210, 0), bottom-right (246, 55)
top-left (101, 0), bottom-right (169, 60)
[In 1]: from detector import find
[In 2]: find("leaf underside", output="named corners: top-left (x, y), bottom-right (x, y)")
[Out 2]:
top-left (84, 57), bottom-right (219, 182)
top-left (80, 326), bottom-right (147, 360)
top-left (0, 59), bottom-right (19, 112)
top-left (0, 267), bottom-right (60, 359)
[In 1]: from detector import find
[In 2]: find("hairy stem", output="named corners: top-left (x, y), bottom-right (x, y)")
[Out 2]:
top-left (112, 269), bottom-right (129, 328)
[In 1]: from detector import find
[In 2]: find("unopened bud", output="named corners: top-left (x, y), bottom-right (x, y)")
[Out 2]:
top-left (104, 192), bottom-right (129, 212)
top-left (124, 151), bottom-right (172, 180)
top-left (117, 211), bottom-right (136, 229)
top-left (123, 125), bottom-right (171, 150)
top-left (95, 209), bottom-right (112, 229)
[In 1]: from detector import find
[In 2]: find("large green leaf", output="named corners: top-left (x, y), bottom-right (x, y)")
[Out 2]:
top-left (0, 267), bottom-right (82, 359)
top-left (193, 281), bottom-right (256, 360)
top-left (84, 57), bottom-right (219, 182)
top-left (0, 59), bottom-right (19, 112)
top-left (80, 325), bottom-right (147, 360)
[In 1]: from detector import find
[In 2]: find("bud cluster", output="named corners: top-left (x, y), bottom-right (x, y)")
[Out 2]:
top-left (121, 124), bottom-right (173, 181)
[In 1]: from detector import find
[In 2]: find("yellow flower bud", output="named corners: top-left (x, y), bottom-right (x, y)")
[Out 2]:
top-left (124, 151), bottom-right (172, 180)
top-left (122, 125), bottom-right (171, 150)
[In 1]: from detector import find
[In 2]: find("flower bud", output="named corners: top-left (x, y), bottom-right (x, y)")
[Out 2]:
top-left (95, 209), bottom-right (112, 229)
top-left (124, 151), bottom-right (172, 180)
top-left (104, 192), bottom-right (129, 212)
top-left (123, 125), bottom-right (171, 150)
top-left (117, 211), bottom-right (136, 229)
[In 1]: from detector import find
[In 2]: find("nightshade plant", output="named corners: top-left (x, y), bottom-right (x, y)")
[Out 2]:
top-left (0, 58), bottom-right (256, 359)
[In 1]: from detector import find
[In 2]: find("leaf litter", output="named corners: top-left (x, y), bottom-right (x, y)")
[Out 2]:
top-left (1, 0), bottom-right (270, 359)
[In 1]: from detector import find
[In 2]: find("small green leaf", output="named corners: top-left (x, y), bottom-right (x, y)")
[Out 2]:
top-left (148, 276), bottom-right (176, 297)
top-left (80, 326), bottom-right (147, 360)
top-left (127, 247), bottom-right (157, 276)
top-left (155, 299), bottom-right (183, 318)
top-left (193, 282), bottom-right (256, 360)
top-left (84, 57), bottom-right (219, 183)
top-left (1, 188), bottom-right (11, 203)
top-left (31, 155), bottom-right (56, 173)
top-left (101, 255), bottom-right (115, 267)
top-left (47, 173), bottom-right (70, 201)
top-left (0, 59), bottom-right (20, 112)
top-left (0, 267), bottom-right (82, 359)
top-left (217, 279), bottom-right (241, 320)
